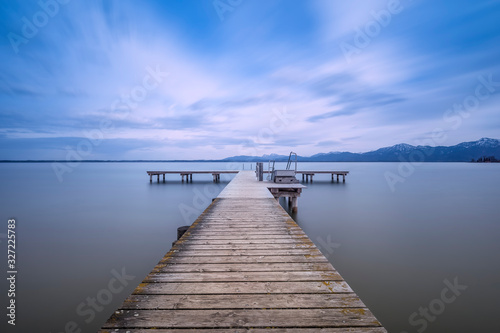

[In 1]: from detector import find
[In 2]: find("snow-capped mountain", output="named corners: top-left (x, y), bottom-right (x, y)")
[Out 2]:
top-left (221, 138), bottom-right (500, 162)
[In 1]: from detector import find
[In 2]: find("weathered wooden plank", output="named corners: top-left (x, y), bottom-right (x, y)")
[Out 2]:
top-left (102, 308), bottom-right (381, 329)
top-left (193, 226), bottom-right (302, 230)
top-left (176, 235), bottom-right (312, 240)
top-left (132, 281), bottom-right (352, 294)
top-left (183, 234), bottom-right (308, 239)
top-left (195, 223), bottom-right (297, 227)
top-left (147, 170), bottom-right (240, 174)
top-left (177, 239), bottom-right (315, 245)
top-left (196, 218), bottom-right (290, 220)
top-left (202, 215), bottom-right (290, 218)
top-left (174, 243), bottom-right (317, 250)
top-left (100, 329), bottom-right (386, 333)
top-left (187, 230), bottom-right (307, 236)
top-left (199, 217), bottom-right (293, 220)
top-left (162, 255), bottom-right (329, 264)
top-left (190, 225), bottom-right (302, 230)
top-left (174, 249), bottom-right (322, 256)
top-left (143, 271), bottom-right (342, 282)
top-left (120, 293), bottom-right (365, 309)
top-left (154, 262), bottom-right (335, 272)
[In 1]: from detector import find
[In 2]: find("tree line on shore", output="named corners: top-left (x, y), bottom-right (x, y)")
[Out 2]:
top-left (471, 156), bottom-right (499, 162)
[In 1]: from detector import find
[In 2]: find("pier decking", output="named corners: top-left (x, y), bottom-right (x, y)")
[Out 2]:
top-left (101, 171), bottom-right (384, 332)
top-left (147, 170), bottom-right (349, 183)
top-left (147, 170), bottom-right (239, 183)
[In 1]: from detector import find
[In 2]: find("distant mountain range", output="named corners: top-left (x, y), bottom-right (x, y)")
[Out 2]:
top-left (222, 138), bottom-right (500, 162)
top-left (2, 138), bottom-right (499, 163)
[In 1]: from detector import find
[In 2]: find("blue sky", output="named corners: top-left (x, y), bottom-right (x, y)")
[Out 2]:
top-left (1, 0), bottom-right (499, 160)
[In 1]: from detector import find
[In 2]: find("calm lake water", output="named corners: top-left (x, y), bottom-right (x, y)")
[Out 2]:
top-left (0, 162), bottom-right (499, 332)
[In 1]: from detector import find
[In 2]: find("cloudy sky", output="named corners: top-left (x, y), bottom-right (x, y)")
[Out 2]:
top-left (1, 0), bottom-right (499, 160)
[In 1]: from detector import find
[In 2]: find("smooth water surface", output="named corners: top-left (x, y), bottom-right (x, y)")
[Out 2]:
top-left (0, 162), bottom-right (499, 332)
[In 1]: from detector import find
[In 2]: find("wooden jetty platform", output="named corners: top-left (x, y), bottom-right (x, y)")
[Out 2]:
top-left (147, 170), bottom-right (349, 183)
top-left (147, 170), bottom-right (239, 183)
top-left (101, 171), bottom-right (384, 332)
top-left (298, 171), bottom-right (349, 183)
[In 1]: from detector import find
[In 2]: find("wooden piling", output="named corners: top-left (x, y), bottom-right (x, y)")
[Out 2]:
top-left (291, 196), bottom-right (298, 212)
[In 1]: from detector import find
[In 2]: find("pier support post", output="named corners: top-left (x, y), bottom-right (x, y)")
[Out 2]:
top-left (157, 175), bottom-right (160, 183)
top-left (291, 197), bottom-right (298, 212)
top-left (343, 174), bottom-right (346, 183)
top-left (149, 174), bottom-right (152, 183)
top-left (257, 162), bottom-right (263, 181)
top-left (177, 226), bottom-right (190, 240)
top-left (302, 174), bottom-right (304, 181)
top-left (163, 174), bottom-right (165, 183)
top-left (190, 174), bottom-right (193, 182)
top-left (337, 174), bottom-right (339, 182)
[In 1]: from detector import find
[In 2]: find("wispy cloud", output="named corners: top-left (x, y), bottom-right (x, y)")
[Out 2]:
top-left (0, 0), bottom-right (499, 159)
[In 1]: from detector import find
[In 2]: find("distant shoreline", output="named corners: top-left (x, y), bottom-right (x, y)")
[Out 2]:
top-left (1, 138), bottom-right (497, 164)
top-left (0, 160), bottom-right (495, 163)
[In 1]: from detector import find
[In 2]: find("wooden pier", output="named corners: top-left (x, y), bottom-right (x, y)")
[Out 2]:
top-left (147, 170), bottom-right (349, 183)
top-left (101, 171), bottom-right (384, 332)
top-left (299, 171), bottom-right (349, 183)
top-left (147, 170), bottom-right (239, 183)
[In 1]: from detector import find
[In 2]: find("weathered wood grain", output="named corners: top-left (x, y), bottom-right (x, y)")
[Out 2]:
top-left (143, 270), bottom-right (342, 282)
top-left (100, 328), bottom-right (385, 333)
top-left (102, 308), bottom-right (381, 329)
top-left (173, 249), bottom-right (323, 256)
top-left (174, 243), bottom-right (317, 250)
top-left (154, 262), bottom-right (335, 272)
top-left (132, 281), bottom-right (353, 294)
top-left (176, 239), bottom-right (316, 245)
top-left (163, 254), bottom-right (329, 264)
top-left (120, 293), bottom-right (366, 309)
